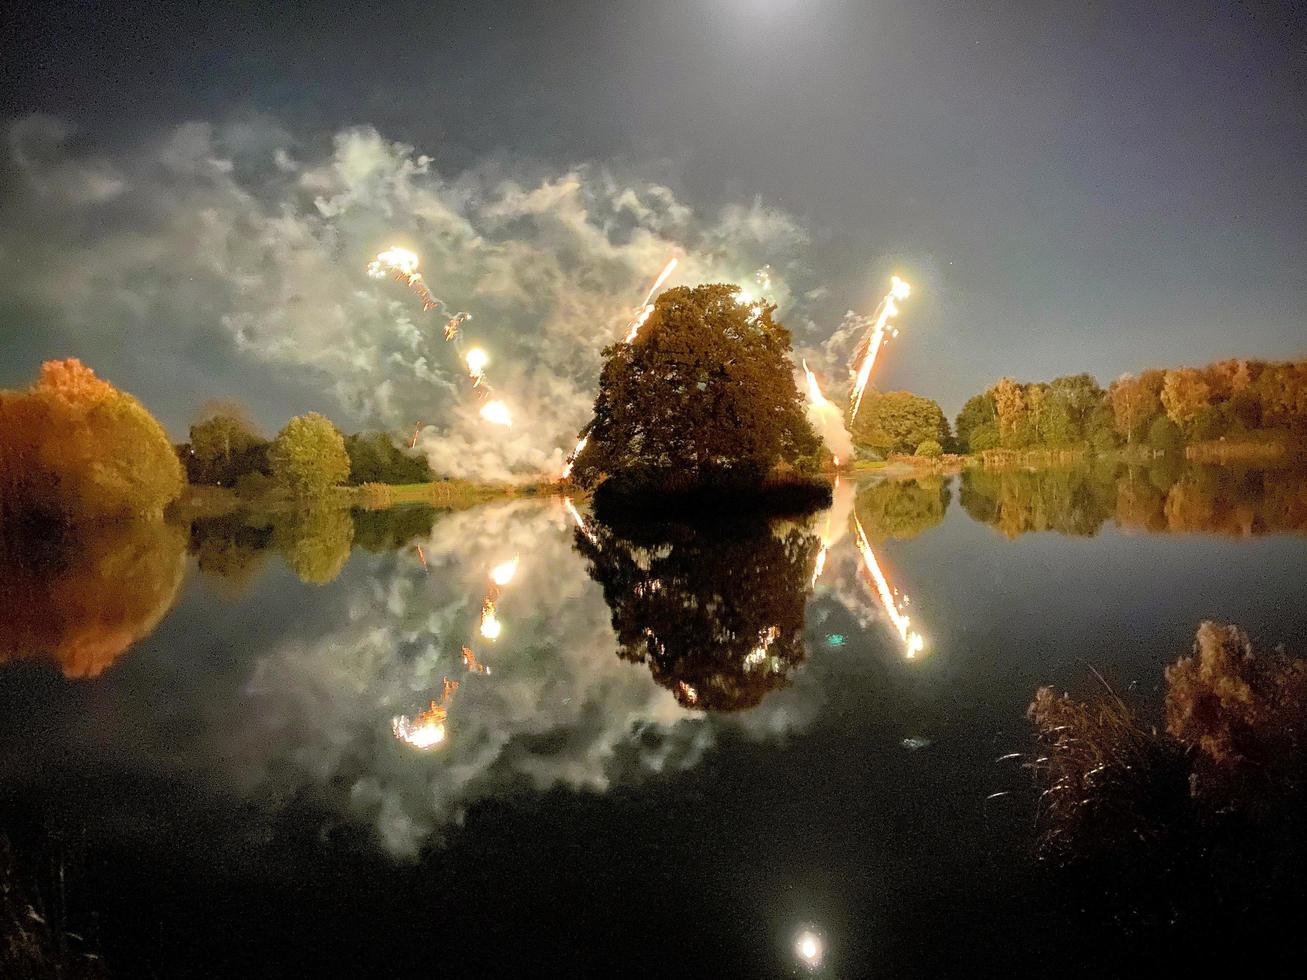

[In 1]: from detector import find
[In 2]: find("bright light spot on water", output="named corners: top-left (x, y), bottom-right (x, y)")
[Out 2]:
top-left (826, 633), bottom-right (845, 646)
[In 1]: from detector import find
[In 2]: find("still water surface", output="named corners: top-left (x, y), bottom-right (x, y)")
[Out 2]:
top-left (2, 465), bottom-right (1305, 977)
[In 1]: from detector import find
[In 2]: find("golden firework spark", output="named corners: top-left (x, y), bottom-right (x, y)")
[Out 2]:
top-left (623, 257), bottom-right (679, 342)
top-left (479, 399), bottom-right (512, 427)
top-left (849, 275), bottom-right (912, 422)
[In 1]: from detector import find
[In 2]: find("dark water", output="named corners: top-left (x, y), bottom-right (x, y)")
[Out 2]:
top-left (2, 464), bottom-right (1306, 977)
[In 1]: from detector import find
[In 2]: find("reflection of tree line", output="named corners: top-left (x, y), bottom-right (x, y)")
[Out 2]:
top-left (188, 504), bottom-right (441, 588)
top-left (960, 464), bottom-right (1307, 538)
top-left (0, 504), bottom-right (440, 678)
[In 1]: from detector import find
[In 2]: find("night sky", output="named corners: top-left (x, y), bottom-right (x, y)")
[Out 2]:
top-left (2, 0), bottom-right (1304, 452)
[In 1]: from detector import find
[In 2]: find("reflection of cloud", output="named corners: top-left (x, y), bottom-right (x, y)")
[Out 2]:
top-left (181, 499), bottom-right (829, 856)
top-left (4, 116), bottom-right (814, 481)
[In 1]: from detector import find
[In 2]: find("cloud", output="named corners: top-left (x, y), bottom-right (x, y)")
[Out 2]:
top-left (3, 115), bottom-right (849, 479)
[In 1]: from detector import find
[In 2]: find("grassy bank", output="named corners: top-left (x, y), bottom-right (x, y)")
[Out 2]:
top-left (170, 478), bottom-right (566, 522)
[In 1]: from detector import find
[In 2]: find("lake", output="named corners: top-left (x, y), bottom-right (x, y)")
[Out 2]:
top-left (3, 463), bottom-right (1306, 977)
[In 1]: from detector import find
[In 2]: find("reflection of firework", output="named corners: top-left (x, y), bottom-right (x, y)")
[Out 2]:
top-left (462, 645), bottom-right (491, 675)
top-left (480, 597), bottom-right (502, 640)
top-left (392, 678), bottom-right (460, 750)
top-left (490, 556), bottom-right (519, 586)
top-left (852, 514), bottom-right (925, 658)
top-left (849, 275), bottom-right (911, 422)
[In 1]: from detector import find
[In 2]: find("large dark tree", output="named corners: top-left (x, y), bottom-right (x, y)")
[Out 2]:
top-left (574, 515), bottom-right (819, 711)
top-left (568, 284), bottom-right (824, 491)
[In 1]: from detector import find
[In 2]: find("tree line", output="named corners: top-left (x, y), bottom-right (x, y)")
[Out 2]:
top-left (954, 358), bottom-right (1307, 455)
top-left (180, 408), bottom-right (434, 494)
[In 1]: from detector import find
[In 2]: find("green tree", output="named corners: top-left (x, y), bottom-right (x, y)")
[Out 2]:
top-left (188, 409), bottom-right (269, 486)
top-left (852, 390), bottom-right (949, 455)
top-left (1146, 414), bottom-right (1183, 452)
top-left (1048, 374), bottom-right (1107, 443)
top-left (915, 439), bottom-right (943, 458)
top-left (344, 432), bottom-right (433, 485)
top-left (969, 422), bottom-right (1000, 452)
top-left (569, 284), bottom-right (823, 490)
top-left (268, 412), bottom-right (350, 496)
top-left (955, 392), bottom-right (997, 452)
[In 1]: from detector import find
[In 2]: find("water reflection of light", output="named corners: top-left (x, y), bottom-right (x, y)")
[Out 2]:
top-left (853, 514), bottom-right (926, 659)
top-left (796, 930), bottom-right (823, 968)
top-left (490, 556), bottom-right (519, 586)
top-left (392, 699), bottom-right (448, 750)
top-left (480, 598), bottom-right (502, 640)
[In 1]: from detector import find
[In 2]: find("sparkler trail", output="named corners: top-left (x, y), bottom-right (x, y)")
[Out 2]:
top-left (852, 513), bottom-right (925, 659)
top-left (623, 257), bottom-right (679, 342)
top-left (801, 359), bottom-right (855, 464)
top-left (367, 246), bottom-right (510, 427)
top-left (848, 275), bottom-right (912, 422)
top-left (561, 435), bottom-right (587, 480)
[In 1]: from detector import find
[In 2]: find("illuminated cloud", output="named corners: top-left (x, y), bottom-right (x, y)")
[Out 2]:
top-left (2, 117), bottom-right (819, 481)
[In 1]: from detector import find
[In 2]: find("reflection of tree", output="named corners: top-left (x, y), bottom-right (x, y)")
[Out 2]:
top-left (1116, 466), bottom-right (1307, 537)
top-left (0, 519), bottom-right (186, 677)
top-left (351, 504), bottom-right (438, 552)
top-left (958, 465), bottom-right (1117, 538)
top-left (188, 516), bottom-right (273, 593)
top-left (854, 477), bottom-right (950, 540)
top-left (574, 516), bottom-right (820, 711)
top-left (272, 507), bottom-right (354, 585)
top-left (963, 463), bottom-right (1307, 539)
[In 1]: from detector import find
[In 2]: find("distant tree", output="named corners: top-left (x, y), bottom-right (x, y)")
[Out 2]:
top-left (568, 284), bottom-right (824, 490)
top-left (955, 392), bottom-right (998, 453)
top-left (267, 412), bottom-right (350, 496)
top-left (1146, 414), bottom-right (1183, 452)
top-left (1108, 372), bottom-right (1164, 445)
top-left (915, 439), bottom-right (943, 458)
top-left (1049, 374), bottom-right (1107, 439)
top-left (969, 422), bottom-right (1000, 452)
top-left (1161, 368), bottom-right (1213, 430)
top-left (0, 358), bottom-right (184, 522)
top-left (992, 377), bottom-right (1030, 448)
top-left (344, 432), bottom-right (433, 485)
top-left (852, 390), bottom-right (949, 455)
top-left (188, 410), bottom-right (269, 486)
